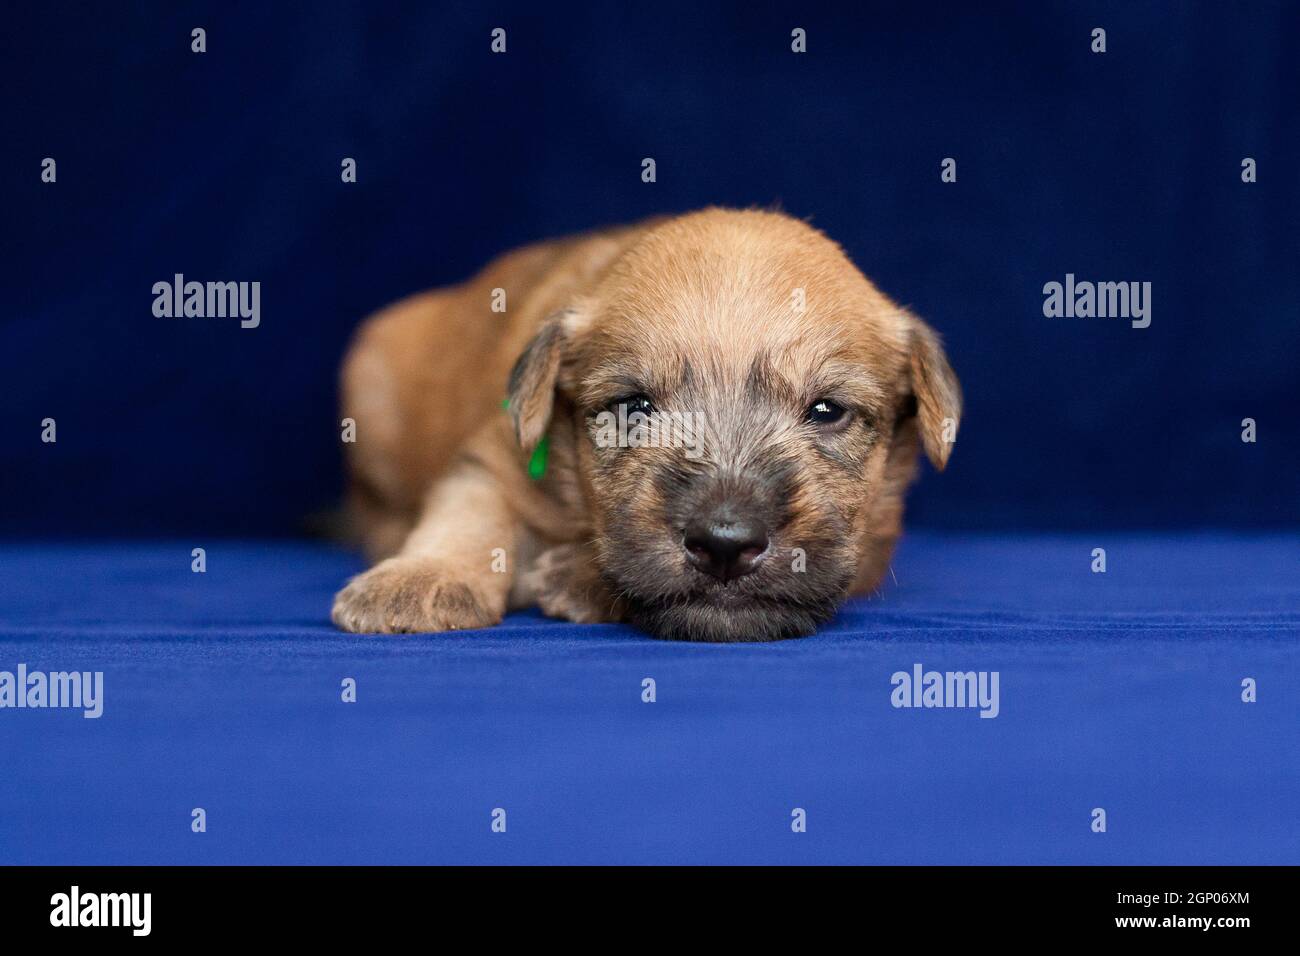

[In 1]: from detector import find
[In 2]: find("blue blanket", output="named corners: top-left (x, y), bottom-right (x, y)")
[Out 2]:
top-left (1, 534), bottom-right (1295, 864)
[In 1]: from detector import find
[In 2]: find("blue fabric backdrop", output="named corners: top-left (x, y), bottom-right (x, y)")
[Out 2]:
top-left (3, 1), bottom-right (1298, 535)
top-left (1, 535), bottom-right (1295, 865)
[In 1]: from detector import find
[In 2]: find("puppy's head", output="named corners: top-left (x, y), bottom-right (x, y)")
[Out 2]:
top-left (509, 209), bottom-right (960, 641)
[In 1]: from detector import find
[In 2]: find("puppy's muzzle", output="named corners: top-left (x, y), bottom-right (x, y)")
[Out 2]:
top-left (683, 504), bottom-right (770, 581)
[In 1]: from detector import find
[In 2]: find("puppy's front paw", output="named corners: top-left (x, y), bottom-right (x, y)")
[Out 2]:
top-left (522, 544), bottom-right (622, 624)
top-left (331, 558), bottom-right (503, 634)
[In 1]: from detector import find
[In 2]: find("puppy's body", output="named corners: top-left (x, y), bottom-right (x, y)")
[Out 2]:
top-left (333, 209), bottom-right (960, 641)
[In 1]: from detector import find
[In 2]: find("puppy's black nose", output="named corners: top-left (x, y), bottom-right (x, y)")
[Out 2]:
top-left (684, 515), bottom-right (769, 581)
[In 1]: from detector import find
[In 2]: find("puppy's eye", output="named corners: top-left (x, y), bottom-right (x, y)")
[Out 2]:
top-left (615, 394), bottom-right (656, 416)
top-left (806, 399), bottom-right (848, 426)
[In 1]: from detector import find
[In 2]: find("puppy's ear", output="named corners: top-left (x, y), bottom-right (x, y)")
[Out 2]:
top-left (905, 315), bottom-right (962, 471)
top-left (506, 310), bottom-right (569, 451)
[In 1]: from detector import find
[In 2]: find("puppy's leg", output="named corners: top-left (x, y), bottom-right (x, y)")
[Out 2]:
top-left (332, 459), bottom-right (516, 633)
top-left (517, 542), bottom-right (624, 625)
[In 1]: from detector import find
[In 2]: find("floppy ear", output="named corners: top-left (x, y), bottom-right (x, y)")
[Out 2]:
top-left (506, 311), bottom-right (568, 451)
top-left (906, 316), bottom-right (962, 471)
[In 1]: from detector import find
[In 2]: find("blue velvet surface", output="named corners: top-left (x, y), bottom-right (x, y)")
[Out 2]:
top-left (1, 534), bottom-right (1295, 865)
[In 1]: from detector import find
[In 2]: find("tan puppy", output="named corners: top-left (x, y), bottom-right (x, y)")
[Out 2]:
top-left (331, 208), bottom-right (960, 641)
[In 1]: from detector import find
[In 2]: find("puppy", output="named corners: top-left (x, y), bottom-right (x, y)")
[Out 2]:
top-left (332, 208), bottom-right (960, 641)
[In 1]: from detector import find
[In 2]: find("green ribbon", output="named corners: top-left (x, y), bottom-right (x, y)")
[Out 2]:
top-left (501, 398), bottom-right (548, 480)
